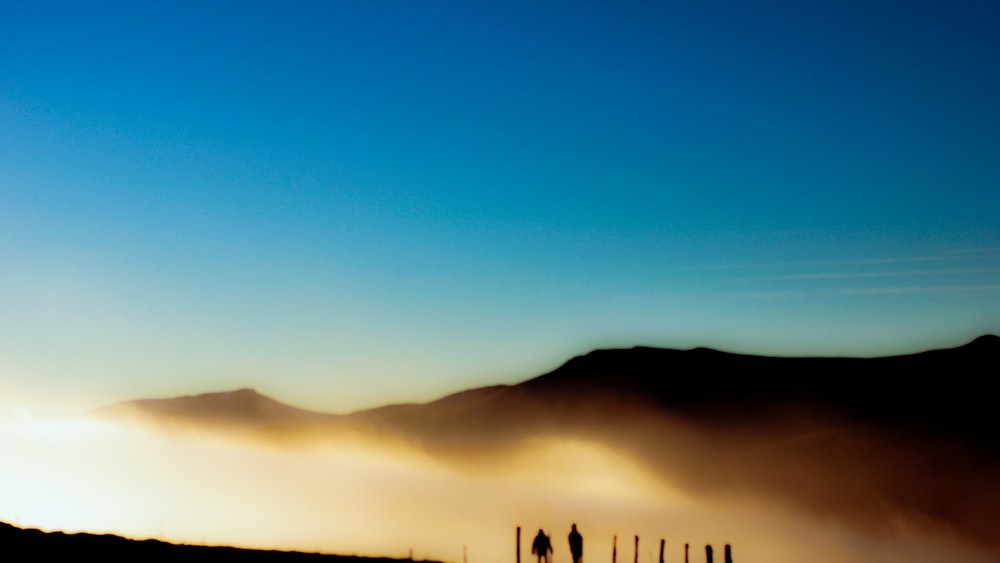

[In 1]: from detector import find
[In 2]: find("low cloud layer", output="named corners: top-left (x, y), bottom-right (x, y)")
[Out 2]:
top-left (0, 411), bottom-right (996, 563)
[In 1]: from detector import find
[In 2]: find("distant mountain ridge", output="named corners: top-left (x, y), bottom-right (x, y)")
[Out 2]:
top-left (515, 333), bottom-right (1000, 438)
top-left (101, 335), bottom-right (1000, 444)
top-left (346, 333), bottom-right (1000, 447)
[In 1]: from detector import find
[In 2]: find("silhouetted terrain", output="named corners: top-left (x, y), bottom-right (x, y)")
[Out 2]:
top-left (352, 334), bottom-right (1000, 446)
top-left (103, 336), bottom-right (1000, 444)
top-left (99, 387), bottom-right (339, 432)
top-left (0, 521), bottom-right (435, 563)
top-left (99, 335), bottom-right (1000, 550)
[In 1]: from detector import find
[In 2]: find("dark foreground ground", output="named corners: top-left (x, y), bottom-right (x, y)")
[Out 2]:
top-left (0, 521), bottom-right (433, 563)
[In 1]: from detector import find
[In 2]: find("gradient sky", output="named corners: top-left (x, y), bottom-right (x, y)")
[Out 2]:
top-left (2, 0), bottom-right (999, 413)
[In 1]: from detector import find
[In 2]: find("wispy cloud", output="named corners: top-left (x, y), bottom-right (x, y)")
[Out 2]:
top-left (686, 248), bottom-right (1000, 273)
top-left (832, 284), bottom-right (1000, 296)
top-left (944, 247), bottom-right (1000, 255)
top-left (744, 268), bottom-right (1000, 282)
top-left (623, 249), bottom-right (1000, 304)
top-left (745, 284), bottom-right (1000, 301)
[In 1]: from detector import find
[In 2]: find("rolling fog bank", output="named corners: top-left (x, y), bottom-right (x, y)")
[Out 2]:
top-left (1, 407), bottom-right (996, 563)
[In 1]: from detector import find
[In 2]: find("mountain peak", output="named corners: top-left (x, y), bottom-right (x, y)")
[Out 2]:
top-left (99, 388), bottom-right (332, 429)
top-left (967, 334), bottom-right (1000, 348)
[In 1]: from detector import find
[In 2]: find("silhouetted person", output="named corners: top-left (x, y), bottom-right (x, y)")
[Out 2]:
top-left (532, 529), bottom-right (553, 563)
top-left (568, 524), bottom-right (583, 563)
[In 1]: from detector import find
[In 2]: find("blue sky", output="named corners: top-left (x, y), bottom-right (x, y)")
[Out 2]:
top-left (2, 0), bottom-right (998, 412)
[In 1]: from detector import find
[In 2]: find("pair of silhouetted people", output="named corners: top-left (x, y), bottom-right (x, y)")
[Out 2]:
top-left (532, 525), bottom-right (583, 563)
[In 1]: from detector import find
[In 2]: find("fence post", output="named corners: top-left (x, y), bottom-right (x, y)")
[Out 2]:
top-left (516, 527), bottom-right (521, 563)
top-left (634, 536), bottom-right (639, 563)
top-left (659, 539), bottom-right (664, 563)
top-left (724, 544), bottom-right (731, 563)
top-left (705, 545), bottom-right (713, 563)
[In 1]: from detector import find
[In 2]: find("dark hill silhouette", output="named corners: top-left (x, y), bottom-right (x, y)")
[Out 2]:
top-left (98, 336), bottom-right (1000, 452)
top-left (517, 333), bottom-right (1000, 442)
top-left (102, 336), bottom-right (1000, 444)
top-left (348, 334), bottom-right (1000, 448)
top-left (0, 520), bottom-right (434, 563)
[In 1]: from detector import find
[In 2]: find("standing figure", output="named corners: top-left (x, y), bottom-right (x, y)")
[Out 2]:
top-left (568, 524), bottom-right (584, 563)
top-left (532, 529), bottom-right (553, 563)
